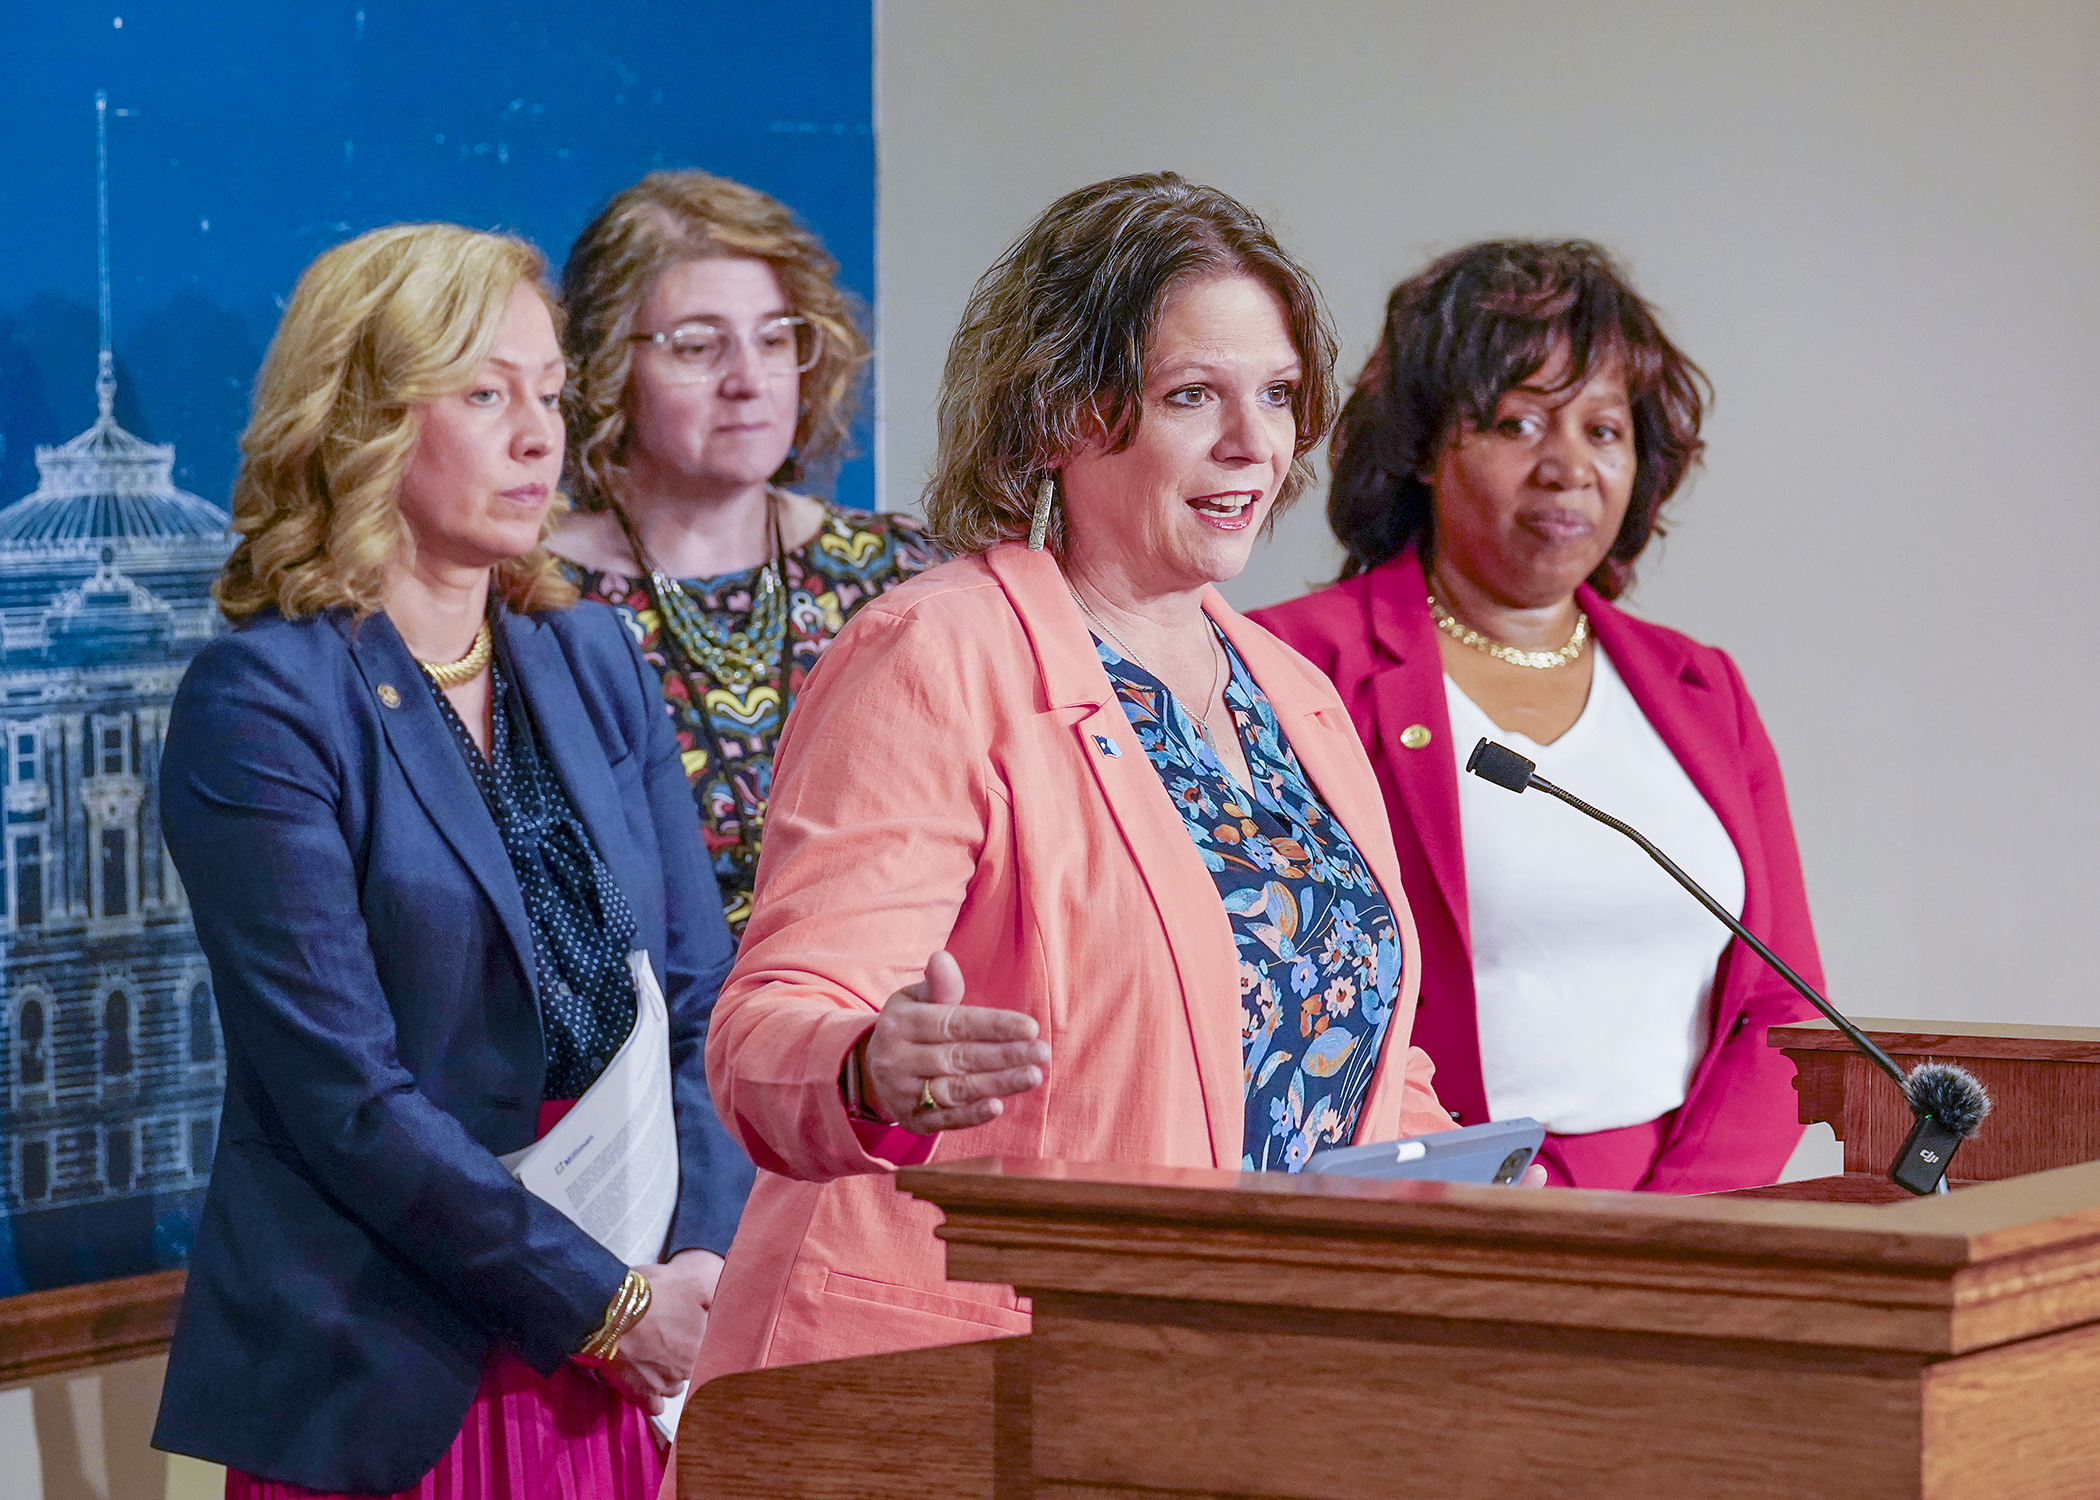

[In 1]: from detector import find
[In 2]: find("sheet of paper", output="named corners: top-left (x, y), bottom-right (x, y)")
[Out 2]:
top-left (501, 950), bottom-right (687, 1442)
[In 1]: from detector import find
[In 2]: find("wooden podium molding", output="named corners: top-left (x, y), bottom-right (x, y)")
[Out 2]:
top-left (0, 1267), bottom-right (185, 1386)
top-left (683, 1153), bottom-right (2100, 1499)
top-left (1767, 1017), bottom-right (2100, 1198)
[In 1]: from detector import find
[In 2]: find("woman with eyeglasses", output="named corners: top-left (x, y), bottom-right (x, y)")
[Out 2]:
top-left (552, 172), bottom-right (944, 936)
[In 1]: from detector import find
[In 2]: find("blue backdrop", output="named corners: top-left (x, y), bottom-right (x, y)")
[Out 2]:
top-left (0, 0), bottom-right (878, 513)
top-left (0, 0), bottom-right (873, 1297)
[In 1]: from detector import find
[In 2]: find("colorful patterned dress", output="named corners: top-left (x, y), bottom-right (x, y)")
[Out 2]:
top-left (1096, 633), bottom-right (1405, 1171)
top-left (563, 502), bottom-right (943, 936)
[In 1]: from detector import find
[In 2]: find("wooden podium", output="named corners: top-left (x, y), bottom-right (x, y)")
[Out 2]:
top-left (1766, 1017), bottom-right (2100, 1195)
top-left (681, 1023), bottom-right (2100, 1500)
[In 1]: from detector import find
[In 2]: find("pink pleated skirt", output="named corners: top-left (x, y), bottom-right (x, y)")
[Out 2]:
top-left (224, 1350), bottom-right (665, 1500)
top-left (226, 1101), bottom-right (665, 1500)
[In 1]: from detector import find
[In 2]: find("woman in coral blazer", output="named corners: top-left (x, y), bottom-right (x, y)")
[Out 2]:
top-left (699, 175), bottom-right (1463, 1380)
top-left (1252, 241), bottom-right (1820, 1194)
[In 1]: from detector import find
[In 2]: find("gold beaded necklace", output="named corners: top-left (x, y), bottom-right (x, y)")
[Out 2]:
top-left (612, 492), bottom-right (788, 690)
top-left (416, 620), bottom-right (495, 688)
top-left (1427, 591), bottom-right (1590, 671)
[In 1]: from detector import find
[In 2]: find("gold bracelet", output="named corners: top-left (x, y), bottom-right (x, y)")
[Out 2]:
top-left (578, 1269), bottom-right (652, 1362)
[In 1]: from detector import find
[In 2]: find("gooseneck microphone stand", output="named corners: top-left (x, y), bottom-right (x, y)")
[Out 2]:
top-left (1465, 738), bottom-right (1984, 1195)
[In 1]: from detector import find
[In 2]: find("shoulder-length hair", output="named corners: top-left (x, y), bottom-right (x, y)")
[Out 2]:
top-left (216, 223), bottom-right (574, 624)
top-left (923, 171), bottom-right (1340, 556)
top-left (560, 170), bottom-right (867, 511)
top-left (1328, 239), bottom-right (1710, 599)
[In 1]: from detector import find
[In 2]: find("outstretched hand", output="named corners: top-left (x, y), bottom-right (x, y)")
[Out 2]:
top-left (860, 951), bottom-right (1051, 1133)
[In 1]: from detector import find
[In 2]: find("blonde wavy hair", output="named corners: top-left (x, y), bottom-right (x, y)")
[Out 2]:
top-left (560, 170), bottom-right (868, 512)
top-left (216, 223), bottom-right (577, 624)
top-left (925, 172), bottom-right (1340, 556)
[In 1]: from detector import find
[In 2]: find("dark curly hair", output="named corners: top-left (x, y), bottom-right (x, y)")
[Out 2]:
top-left (923, 171), bottom-right (1340, 556)
top-left (1327, 239), bottom-right (1709, 598)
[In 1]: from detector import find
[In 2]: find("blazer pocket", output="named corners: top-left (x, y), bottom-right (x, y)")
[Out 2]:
top-left (819, 1269), bottom-right (1032, 1337)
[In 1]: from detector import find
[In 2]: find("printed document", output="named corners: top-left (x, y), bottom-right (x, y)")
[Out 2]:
top-left (501, 949), bottom-right (686, 1442)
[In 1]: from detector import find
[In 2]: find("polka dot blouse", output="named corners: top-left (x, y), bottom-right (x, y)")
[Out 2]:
top-left (426, 658), bottom-right (639, 1101)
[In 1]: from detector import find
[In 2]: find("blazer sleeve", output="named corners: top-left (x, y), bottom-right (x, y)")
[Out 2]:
top-left (706, 608), bottom-right (999, 1185)
top-left (611, 617), bottom-right (755, 1256)
top-left (1394, 1048), bottom-right (1452, 1138)
top-left (161, 635), bottom-right (626, 1376)
top-left (1639, 651), bottom-right (1822, 1195)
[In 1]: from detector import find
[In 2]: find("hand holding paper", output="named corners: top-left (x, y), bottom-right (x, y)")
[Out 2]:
top-left (500, 951), bottom-right (690, 1440)
top-left (600, 1249), bottom-right (723, 1413)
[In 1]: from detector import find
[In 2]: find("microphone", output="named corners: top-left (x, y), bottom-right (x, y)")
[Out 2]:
top-left (1465, 738), bottom-right (1991, 1196)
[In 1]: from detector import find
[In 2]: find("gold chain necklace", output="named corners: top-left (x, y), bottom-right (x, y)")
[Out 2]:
top-left (1069, 587), bottom-right (1225, 745)
top-left (1428, 591), bottom-right (1590, 670)
top-left (417, 620), bottom-right (494, 688)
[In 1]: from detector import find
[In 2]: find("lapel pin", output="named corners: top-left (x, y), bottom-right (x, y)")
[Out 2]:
top-left (1400, 723), bottom-right (1431, 749)
top-left (1092, 734), bottom-right (1122, 758)
top-left (376, 683), bottom-right (401, 709)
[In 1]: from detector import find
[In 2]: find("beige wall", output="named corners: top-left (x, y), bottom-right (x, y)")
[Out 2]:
top-left (0, 1359), bottom-right (219, 1500)
top-left (876, 0), bottom-right (2100, 1027)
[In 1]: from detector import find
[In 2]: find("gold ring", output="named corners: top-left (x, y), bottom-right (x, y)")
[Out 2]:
top-left (917, 1078), bottom-right (939, 1113)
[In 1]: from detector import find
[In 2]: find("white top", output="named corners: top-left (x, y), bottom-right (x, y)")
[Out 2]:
top-left (1445, 647), bottom-right (1745, 1135)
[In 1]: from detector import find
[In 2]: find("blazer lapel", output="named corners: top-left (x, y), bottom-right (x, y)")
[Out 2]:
top-left (1364, 551), bottom-right (1472, 960)
top-left (495, 612), bottom-right (648, 930)
top-left (987, 545), bottom-right (1245, 1167)
top-left (1215, 606), bottom-right (1427, 1133)
top-left (336, 612), bottom-right (539, 998)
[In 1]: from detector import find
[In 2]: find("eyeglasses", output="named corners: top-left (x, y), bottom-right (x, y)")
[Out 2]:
top-left (627, 316), bottom-right (823, 384)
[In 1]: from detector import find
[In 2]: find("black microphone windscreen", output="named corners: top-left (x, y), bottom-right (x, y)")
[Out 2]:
top-left (1466, 739), bottom-right (1536, 793)
top-left (1904, 1062), bottom-right (1992, 1138)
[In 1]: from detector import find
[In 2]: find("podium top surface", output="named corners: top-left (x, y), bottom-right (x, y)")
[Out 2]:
top-left (900, 1157), bottom-right (2100, 1357)
top-left (1771, 1016), bottom-right (2100, 1060)
top-left (903, 1155), bottom-right (2100, 1264)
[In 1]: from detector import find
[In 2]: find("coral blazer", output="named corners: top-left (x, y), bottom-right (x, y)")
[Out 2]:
top-left (1249, 548), bottom-right (1821, 1194)
top-left (698, 544), bottom-right (1450, 1378)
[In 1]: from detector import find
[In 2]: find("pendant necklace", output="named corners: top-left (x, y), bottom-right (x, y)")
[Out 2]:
top-left (1069, 586), bottom-right (1226, 747)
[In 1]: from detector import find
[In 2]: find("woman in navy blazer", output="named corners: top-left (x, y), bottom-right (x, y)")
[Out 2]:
top-left (1253, 241), bottom-right (1821, 1195)
top-left (150, 225), bottom-right (750, 1497)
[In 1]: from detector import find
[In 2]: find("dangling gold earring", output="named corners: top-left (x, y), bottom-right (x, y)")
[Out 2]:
top-left (1027, 473), bottom-right (1057, 551)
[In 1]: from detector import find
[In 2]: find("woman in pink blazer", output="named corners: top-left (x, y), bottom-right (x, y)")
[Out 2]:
top-left (698, 174), bottom-right (1465, 1379)
top-left (1252, 240), bottom-right (1821, 1195)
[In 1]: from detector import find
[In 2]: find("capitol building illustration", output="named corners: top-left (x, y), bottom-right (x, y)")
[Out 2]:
top-left (0, 94), bottom-right (231, 1293)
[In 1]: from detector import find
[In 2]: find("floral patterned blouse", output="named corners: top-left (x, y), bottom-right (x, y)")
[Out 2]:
top-left (1097, 633), bottom-right (1405, 1172)
top-left (563, 502), bottom-right (944, 936)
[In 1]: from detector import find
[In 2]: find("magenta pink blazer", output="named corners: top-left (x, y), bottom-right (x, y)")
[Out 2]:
top-left (1250, 547), bottom-right (1821, 1193)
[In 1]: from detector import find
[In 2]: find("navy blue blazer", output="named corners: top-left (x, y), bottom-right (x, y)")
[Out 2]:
top-left (150, 601), bottom-right (752, 1493)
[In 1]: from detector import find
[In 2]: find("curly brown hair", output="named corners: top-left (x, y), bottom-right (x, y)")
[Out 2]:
top-left (922, 171), bottom-right (1340, 556)
top-left (216, 223), bottom-right (575, 624)
top-left (1327, 239), bottom-right (1710, 599)
top-left (559, 170), bottom-right (867, 511)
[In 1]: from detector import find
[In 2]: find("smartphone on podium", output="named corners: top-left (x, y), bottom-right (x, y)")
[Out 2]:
top-left (1303, 1117), bottom-right (1545, 1185)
